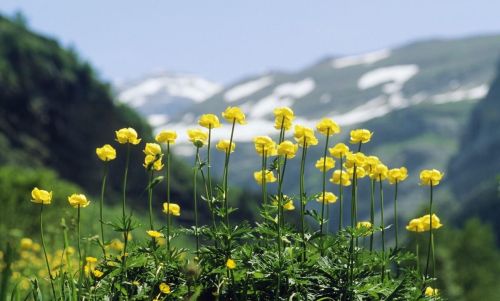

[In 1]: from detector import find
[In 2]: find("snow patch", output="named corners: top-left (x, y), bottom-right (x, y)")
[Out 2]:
top-left (431, 85), bottom-right (489, 104)
top-left (148, 114), bottom-right (169, 127)
top-left (332, 49), bottom-right (391, 69)
top-left (358, 65), bottom-right (419, 90)
top-left (224, 76), bottom-right (274, 102)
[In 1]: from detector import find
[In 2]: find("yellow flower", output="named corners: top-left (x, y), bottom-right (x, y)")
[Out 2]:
top-left (143, 154), bottom-right (164, 171)
top-left (347, 166), bottom-right (367, 179)
top-left (406, 218), bottom-right (425, 233)
top-left (419, 214), bottom-right (443, 231)
top-left (253, 136), bottom-right (277, 156)
top-left (108, 239), bottom-right (124, 251)
top-left (31, 187), bottom-right (52, 205)
top-left (146, 230), bottom-right (163, 238)
top-left (67, 194), bottom-right (90, 208)
top-left (20, 238), bottom-right (33, 250)
top-left (86, 256), bottom-right (98, 264)
top-left (273, 107), bottom-right (295, 130)
top-left (226, 258), bottom-right (236, 269)
top-left (425, 286), bottom-right (439, 296)
top-left (344, 152), bottom-right (366, 168)
top-left (96, 144), bottom-right (117, 162)
top-left (328, 143), bottom-right (350, 158)
top-left (253, 170), bottom-right (277, 185)
top-left (115, 127), bottom-right (141, 145)
top-left (283, 200), bottom-right (295, 211)
top-left (277, 141), bottom-right (298, 158)
top-left (159, 282), bottom-right (171, 294)
top-left (363, 155), bottom-right (380, 171)
top-left (155, 130), bottom-right (177, 144)
top-left (330, 170), bottom-right (352, 186)
top-left (315, 157), bottom-right (335, 172)
top-left (222, 106), bottom-right (247, 124)
top-left (216, 139), bottom-right (236, 153)
top-left (350, 129), bottom-right (373, 144)
top-left (294, 125), bottom-right (318, 147)
top-left (357, 221), bottom-right (372, 230)
top-left (387, 167), bottom-right (408, 184)
top-left (143, 143), bottom-right (162, 156)
top-left (316, 118), bottom-right (340, 136)
top-left (163, 203), bottom-right (181, 216)
top-left (369, 163), bottom-right (388, 181)
top-left (92, 269), bottom-right (104, 278)
top-left (187, 129), bottom-right (209, 147)
top-left (199, 114), bottom-right (221, 129)
top-left (316, 192), bottom-right (337, 204)
top-left (419, 169), bottom-right (444, 186)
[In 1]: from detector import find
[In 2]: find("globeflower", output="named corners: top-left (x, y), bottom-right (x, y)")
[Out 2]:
top-left (369, 163), bottom-right (389, 181)
top-left (96, 144), bottom-right (117, 162)
top-left (356, 221), bottom-right (372, 230)
top-left (20, 238), bottom-right (33, 250)
top-left (406, 218), bottom-right (425, 232)
top-left (425, 287), bottom-right (439, 296)
top-left (294, 125), bottom-right (318, 147)
top-left (146, 230), bottom-right (163, 238)
top-left (347, 166), bottom-right (367, 179)
top-left (316, 118), bottom-right (340, 136)
top-left (328, 143), bottom-right (350, 158)
top-left (344, 152), bottom-right (366, 168)
top-left (315, 157), bottom-right (335, 172)
top-left (283, 200), bottom-right (295, 211)
top-left (363, 155), bottom-right (380, 171)
top-left (187, 129), bottom-right (209, 147)
top-left (388, 167), bottom-right (408, 184)
top-left (226, 258), bottom-right (236, 269)
top-left (163, 203), bottom-right (181, 216)
top-left (115, 127), bottom-right (141, 145)
top-left (277, 140), bottom-right (298, 158)
top-left (155, 130), bottom-right (177, 144)
top-left (222, 106), bottom-right (246, 124)
top-left (216, 139), bottom-right (236, 153)
top-left (31, 187), bottom-right (53, 205)
top-left (330, 170), bottom-right (352, 186)
top-left (198, 114), bottom-right (222, 129)
top-left (143, 143), bottom-right (162, 156)
top-left (419, 169), bottom-right (444, 186)
top-left (273, 107), bottom-right (295, 130)
top-left (253, 136), bottom-right (277, 156)
top-left (316, 192), bottom-right (337, 204)
top-left (419, 214), bottom-right (443, 231)
top-left (143, 154), bottom-right (164, 171)
top-left (253, 170), bottom-right (277, 185)
top-left (350, 129), bottom-right (373, 144)
top-left (68, 194), bottom-right (90, 208)
top-left (159, 283), bottom-right (171, 294)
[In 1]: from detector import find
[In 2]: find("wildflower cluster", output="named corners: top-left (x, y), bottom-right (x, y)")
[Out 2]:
top-left (16, 106), bottom-right (445, 300)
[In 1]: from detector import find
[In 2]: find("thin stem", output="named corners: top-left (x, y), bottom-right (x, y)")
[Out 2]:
top-left (369, 178), bottom-right (375, 251)
top-left (223, 119), bottom-right (236, 228)
top-left (299, 139), bottom-right (308, 262)
top-left (148, 169), bottom-right (154, 230)
top-left (207, 126), bottom-right (213, 200)
top-left (379, 176), bottom-right (386, 281)
top-left (338, 156), bottom-right (344, 232)
top-left (261, 146), bottom-right (267, 205)
top-left (193, 147), bottom-right (201, 257)
top-left (40, 205), bottom-right (57, 299)
top-left (99, 164), bottom-right (109, 259)
top-left (121, 144), bottom-right (131, 275)
top-left (77, 205), bottom-right (82, 298)
top-left (166, 142), bottom-right (172, 258)
top-left (319, 130), bottom-right (330, 255)
top-left (425, 184), bottom-right (434, 278)
top-left (416, 240), bottom-right (420, 275)
top-left (394, 181), bottom-right (399, 249)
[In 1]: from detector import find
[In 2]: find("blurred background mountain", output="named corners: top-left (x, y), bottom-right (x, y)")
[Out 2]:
top-left (0, 3), bottom-right (500, 299)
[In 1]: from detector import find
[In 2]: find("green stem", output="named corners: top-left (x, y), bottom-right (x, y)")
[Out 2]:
top-left (394, 181), bottom-right (399, 249)
top-left (121, 144), bottom-right (131, 275)
top-left (319, 130), bottom-right (330, 255)
top-left (193, 147), bottom-right (201, 257)
top-left (148, 169), bottom-right (154, 231)
top-left (39, 205), bottom-right (57, 299)
top-left (338, 156), bottom-right (344, 232)
top-left (425, 184), bottom-right (434, 279)
top-left (416, 240), bottom-right (420, 275)
top-left (369, 178), bottom-right (375, 251)
top-left (379, 176), bottom-right (386, 281)
top-left (276, 155), bottom-right (288, 298)
top-left (261, 146), bottom-right (267, 205)
top-left (207, 126), bottom-right (213, 200)
top-left (223, 120), bottom-right (236, 228)
top-left (77, 205), bottom-right (82, 299)
top-left (99, 164), bottom-right (109, 259)
top-left (166, 142), bottom-right (172, 259)
top-left (299, 139), bottom-right (308, 262)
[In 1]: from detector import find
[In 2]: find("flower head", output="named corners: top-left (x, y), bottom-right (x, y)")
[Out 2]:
top-left (253, 136), bottom-right (277, 156)
top-left (316, 118), bottom-right (340, 136)
top-left (199, 114), bottom-right (222, 129)
top-left (273, 107), bottom-right (295, 130)
top-left (216, 139), bottom-right (236, 153)
top-left (146, 230), bottom-right (164, 238)
top-left (96, 144), bottom-right (117, 162)
top-left (143, 143), bottom-right (162, 156)
top-left (226, 258), bottom-right (236, 269)
top-left (222, 106), bottom-right (246, 124)
top-left (344, 152), bottom-right (366, 168)
top-left (419, 214), bottom-right (443, 231)
top-left (420, 169), bottom-right (444, 186)
top-left (350, 129), bottom-right (373, 144)
top-left (294, 125), bottom-right (318, 147)
top-left (357, 221), bottom-right (372, 230)
top-left (31, 187), bottom-right (52, 205)
top-left (406, 218), bottom-right (425, 233)
top-left (92, 269), bottom-right (104, 278)
top-left (163, 203), bottom-right (181, 216)
top-left (330, 170), bottom-right (352, 186)
top-left (143, 154), bottom-right (164, 171)
top-left (159, 283), bottom-right (171, 294)
top-left (187, 129), bottom-right (208, 147)
top-left (68, 194), bottom-right (90, 208)
top-left (115, 128), bottom-right (141, 145)
top-left (328, 143), bottom-right (350, 158)
top-left (425, 287), bottom-right (439, 296)
top-left (369, 163), bottom-right (389, 181)
top-left (316, 192), bottom-right (337, 204)
top-left (20, 238), bottom-right (33, 250)
top-left (86, 256), bottom-right (98, 264)
top-left (253, 170), bottom-right (277, 185)
top-left (155, 130), bottom-right (177, 144)
top-left (363, 155), bottom-right (380, 171)
top-left (277, 141), bottom-right (298, 158)
top-left (283, 200), bottom-right (295, 211)
top-left (388, 167), bottom-right (408, 184)
top-left (315, 157), bottom-right (335, 172)
top-left (347, 166), bottom-right (367, 179)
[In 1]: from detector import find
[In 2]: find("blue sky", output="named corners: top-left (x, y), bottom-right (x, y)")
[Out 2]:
top-left (1, 1), bottom-right (500, 84)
